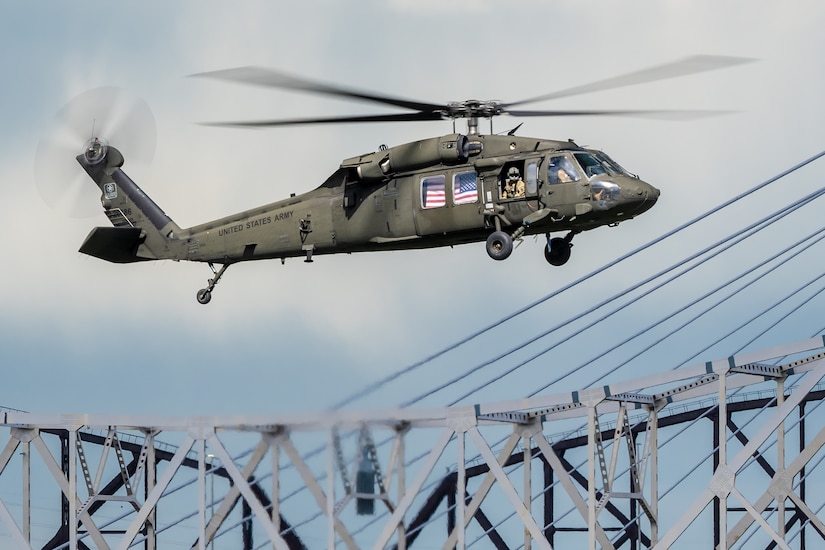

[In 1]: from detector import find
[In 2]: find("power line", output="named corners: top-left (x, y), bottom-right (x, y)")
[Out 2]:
top-left (334, 149), bottom-right (825, 410)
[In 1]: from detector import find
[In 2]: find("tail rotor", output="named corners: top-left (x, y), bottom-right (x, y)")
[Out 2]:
top-left (34, 87), bottom-right (156, 217)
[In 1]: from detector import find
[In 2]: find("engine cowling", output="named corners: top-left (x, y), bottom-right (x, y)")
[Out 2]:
top-left (342, 134), bottom-right (482, 182)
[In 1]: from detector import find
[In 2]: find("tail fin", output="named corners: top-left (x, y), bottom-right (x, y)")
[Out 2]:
top-left (77, 144), bottom-right (184, 263)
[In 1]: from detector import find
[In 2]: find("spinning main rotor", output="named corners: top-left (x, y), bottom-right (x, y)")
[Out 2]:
top-left (192, 55), bottom-right (754, 135)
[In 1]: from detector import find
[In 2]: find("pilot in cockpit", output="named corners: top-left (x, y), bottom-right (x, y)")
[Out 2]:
top-left (502, 167), bottom-right (525, 199)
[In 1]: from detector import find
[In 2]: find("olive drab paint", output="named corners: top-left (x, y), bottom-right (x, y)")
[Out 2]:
top-left (77, 133), bottom-right (659, 304)
top-left (73, 56), bottom-right (755, 303)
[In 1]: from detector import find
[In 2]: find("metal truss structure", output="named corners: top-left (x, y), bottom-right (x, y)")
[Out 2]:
top-left (1, 336), bottom-right (825, 549)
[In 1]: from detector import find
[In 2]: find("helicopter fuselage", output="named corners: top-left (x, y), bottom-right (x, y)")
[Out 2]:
top-left (164, 133), bottom-right (658, 263)
top-left (77, 132), bottom-right (658, 302)
top-left (65, 54), bottom-right (757, 303)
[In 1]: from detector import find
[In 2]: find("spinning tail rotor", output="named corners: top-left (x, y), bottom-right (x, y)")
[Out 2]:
top-left (34, 87), bottom-right (156, 217)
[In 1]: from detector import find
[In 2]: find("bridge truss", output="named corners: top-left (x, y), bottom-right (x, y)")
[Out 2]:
top-left (1, 336), bottom-right (825, 549)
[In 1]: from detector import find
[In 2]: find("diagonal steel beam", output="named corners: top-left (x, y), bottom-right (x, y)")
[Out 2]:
top-left (373, 428), bottom-right (453, 550)
top-left (31, 434), bottom-right (109, 550)
top-left (115, 435), bottom-right (194, 550)
top-left (728, 419), bottom-right (825, 544)
top-left (467, 426), bottom-right (552, 549)
top-left (441, 430), bottom-right (522, 550)
top-left (207, 434), bottom-right (291, 550)
top-left (278, 432), bottom-right (358, 550)
top-left (654, 357), bottom-right (825, 549)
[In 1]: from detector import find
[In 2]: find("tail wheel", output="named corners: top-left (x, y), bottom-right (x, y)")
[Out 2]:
top-left (196, 289), bottom-right (212, 305)
top-left (486, 231), bottom-right (513, 261)
top-left (545, 237), bottom-right (571, 266)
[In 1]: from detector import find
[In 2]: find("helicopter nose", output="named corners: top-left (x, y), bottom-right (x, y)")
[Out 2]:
top-left (620, 178), bottom-right (659, 213)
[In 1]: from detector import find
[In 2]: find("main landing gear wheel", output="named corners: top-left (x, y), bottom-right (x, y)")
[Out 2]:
top-left (545, 237), bottom-right (572, 266)
top-left (196, 289), bottom-right (212, 304)
top-left (486, 231), bottom-right (513, 261)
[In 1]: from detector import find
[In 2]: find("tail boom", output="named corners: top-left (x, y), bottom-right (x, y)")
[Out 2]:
top-left (77, 145), bottom-right (184, 263)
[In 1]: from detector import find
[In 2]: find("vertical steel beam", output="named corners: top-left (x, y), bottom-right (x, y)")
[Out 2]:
top-left (272, 433), bottom-right (281, 547)
top-left (145, 431), bottom-right (156, 550)
top-left (712, 411), bottom-right (720, 549)
top-left (544, 457), bottom-right (554, 547)
top-left (524, 432), bottom-right (532, 550)
top-left (22, 439), bottom-right (29, 544)
top-left (197, 439), bottom-right (206, 550)
top-left (69, 429), bottom-right (77, 550)
top-left (650, 405), bottom-right (659, 546)
top-left (327, 430), bottom-right (335, 550)
top-left (588, 406), bottom-right (597, 550)
top-left (717, 372), bottom-right (728, 550)
top-left (630, 431), bottom-right (638, 550)
top-left (61, 430), bottom-right (69, 536)
top-left (777, 377), bottom-right (786, 540)
top-left (396, 427), bottom-right (407, 550)
top-left (799, 402), bottom-right (807, 550)
top-left (456, 429), bottom-right (466, 550)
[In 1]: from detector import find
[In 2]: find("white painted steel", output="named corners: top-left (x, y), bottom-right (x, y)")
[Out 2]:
top-left (0, 337), bottom-right (823, 549)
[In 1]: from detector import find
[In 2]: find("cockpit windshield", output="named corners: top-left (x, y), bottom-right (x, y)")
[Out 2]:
top-left (547, 155), bottom-right (581, 183)
top-left (574, 152), bottom-right (633, 179)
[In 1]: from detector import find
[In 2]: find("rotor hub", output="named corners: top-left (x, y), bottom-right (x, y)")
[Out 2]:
top-left (83, 137), bottom-right (108, 164)
top-left (444, 100), bottom-right (503, 120)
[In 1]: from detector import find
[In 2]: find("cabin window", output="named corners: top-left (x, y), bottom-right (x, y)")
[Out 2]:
top-left (421, 174), bottom-right (446, 209)
top-left (526, 161), bottom-right (538, 195)
top-left (547, 155), bottom-right (581, 184)
top-left (452, 171), bottom-right (478, 205)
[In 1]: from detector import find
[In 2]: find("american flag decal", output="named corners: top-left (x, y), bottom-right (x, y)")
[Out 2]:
top-left (422, 175), bottom-right (446, 208)
top-left (453, 171), bottom-right (478, 205)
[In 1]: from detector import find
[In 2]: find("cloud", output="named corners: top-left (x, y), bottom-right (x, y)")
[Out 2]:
top-left (4, 0), bottom-right (825, 420)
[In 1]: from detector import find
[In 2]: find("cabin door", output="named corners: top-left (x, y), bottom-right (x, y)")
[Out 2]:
top-left (414, 169), bottom-right (483, 236)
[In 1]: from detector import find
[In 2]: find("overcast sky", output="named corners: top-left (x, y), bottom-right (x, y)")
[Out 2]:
top-left (2, 0), bottom-right (824, 420)
top-left (4, 2), bottom-right (825, 548)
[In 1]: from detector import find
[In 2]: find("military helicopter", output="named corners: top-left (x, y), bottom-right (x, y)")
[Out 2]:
top-left (54, 56), bottom-right (750, 304)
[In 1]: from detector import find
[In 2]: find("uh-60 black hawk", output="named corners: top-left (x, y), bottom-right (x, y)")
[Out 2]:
top-left (66, 55), bottom-right (751, 304)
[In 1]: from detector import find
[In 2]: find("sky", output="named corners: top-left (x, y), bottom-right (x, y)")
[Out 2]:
top-left (3, 0), bottom-right (825, 548)
top-left (1, 0), bottom-right (824, 415)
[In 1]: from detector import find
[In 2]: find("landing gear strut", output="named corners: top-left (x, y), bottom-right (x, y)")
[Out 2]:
top-left (197, 262), bottom-right (231, 305)
top-left (544, 231), bottom-right (577, 266)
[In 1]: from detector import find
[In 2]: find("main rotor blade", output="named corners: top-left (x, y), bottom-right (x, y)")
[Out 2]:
top-left (505, 108), bottom-right (738, 120)
top-left (505, 55), bottom-right (756, 108)
top-left (200, 111), bottom-right (446, 128)
top-left (192, 66), bottom-right (445, 114)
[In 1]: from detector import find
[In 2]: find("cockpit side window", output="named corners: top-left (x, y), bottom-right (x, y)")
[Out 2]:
top-left (547, 155), bottom-right (580, 183)
top-left (594, 151), bottom-right (632, 177)
top-left (574, 152), bottom-right (632, 178)
top-left (574, 153), bottom-right (608, 178)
